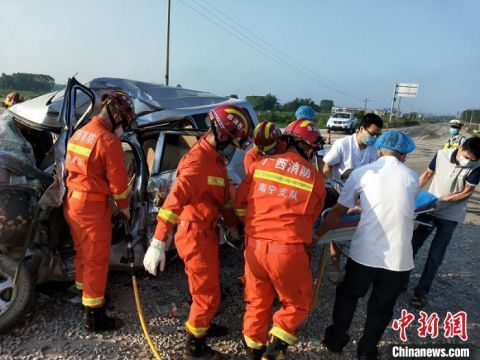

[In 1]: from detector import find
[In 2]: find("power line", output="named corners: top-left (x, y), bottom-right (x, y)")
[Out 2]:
top-left (179, 0), bottom-right (365, 101)
top-left (197, 0), bottom-right (365, 99)
top-left (178, 1), bottom-right (320, 87)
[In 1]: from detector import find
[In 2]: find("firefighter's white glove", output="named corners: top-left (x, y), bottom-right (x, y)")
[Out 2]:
top-left (143, 238), bottom-right (166, 275)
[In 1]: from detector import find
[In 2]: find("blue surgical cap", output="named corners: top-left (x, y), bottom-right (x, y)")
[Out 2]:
top-left (375, 130), bottom-right (416, 154)
top-left (295, 105), bottom-right (315, 120)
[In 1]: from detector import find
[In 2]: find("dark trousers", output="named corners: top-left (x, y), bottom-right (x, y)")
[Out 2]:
top-left (411, 214), bottom-right (458, 297)
top-left (324, 258), bottom-right (410, 356)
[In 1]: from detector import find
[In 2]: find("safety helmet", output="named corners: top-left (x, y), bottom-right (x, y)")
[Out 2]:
top-left (295, 105), bottom-right (315, 120)
top-left (253, 120), bottom-right (282, 153)
top-left (449, 119), bottom-right (463, 128)
top-left (208, 105), bottom-right (252, 149)
top-left (283, 119), bottom-right (320, 147)
top-left (5, 92), bottom-right (20, 107)
top-left (101, 90), bottom-right (135, 127)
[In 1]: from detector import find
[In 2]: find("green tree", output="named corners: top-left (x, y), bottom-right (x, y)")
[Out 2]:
top-left (0, 72), bottom-right (55, 91)
top-left (229, 94), bottom-right (239, 99)
top-left (280, 98), bottom-right (319, 112)
top-left (319, 99), bottom-right (334, 113)
top-left (246, 93), bottom-right (278, 111)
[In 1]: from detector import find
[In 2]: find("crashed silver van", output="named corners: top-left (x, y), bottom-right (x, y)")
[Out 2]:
top-left (0, 77), bottom-right (258, 332)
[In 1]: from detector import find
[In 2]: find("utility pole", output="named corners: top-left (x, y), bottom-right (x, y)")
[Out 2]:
top-left (389, 83), bottom-right (397, 122)
top-left (164, 0), bottom-right (171, 86)
top-left (363, 97), bottom-right (369, 111)
top-left (397, 96), bottom-right (402, 121)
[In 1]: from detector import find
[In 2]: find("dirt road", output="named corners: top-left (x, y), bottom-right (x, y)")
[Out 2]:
top-left (0, 123), bottom-right (478, 359)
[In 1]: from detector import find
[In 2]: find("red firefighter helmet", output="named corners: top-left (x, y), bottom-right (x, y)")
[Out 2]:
top-left (283, 119), bottom-right (320, 147)
top-left (101, 90), bottom-right (135, 125)
top-left (253, 120), bottom-right (282, 153)
top-left (208, 104), bottom-right (252, 149)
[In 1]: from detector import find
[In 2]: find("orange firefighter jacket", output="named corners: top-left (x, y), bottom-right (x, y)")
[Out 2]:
top-left (153, 138), bottom-right (236, 240)
top-left (244, 147), bottom-right (264, 178)
top-left (235, 151), bottom-right (325, 244)
top-left (65, 116), bottom-right (130, 209)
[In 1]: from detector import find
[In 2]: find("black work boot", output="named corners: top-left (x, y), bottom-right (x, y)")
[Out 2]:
top-left (184, 334), bottom-right (224, 359)
top-left (322, 325), bottom-right (350, 353)
top-left (84, 306), bottom-right (123, 332)
top-left (206, 323), bottom-right (229, 338)
top-left (261, 336), bottom-right (289, 360)
top-left (246, 345), bottom-right (267, 360)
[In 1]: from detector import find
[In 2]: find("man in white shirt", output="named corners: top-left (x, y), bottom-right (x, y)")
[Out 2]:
top-left (314, 130), bottom-right (419, 360)
top-left (323, 113), bottom-right (383, 181)
top-left (322, 113), bottom-right (384, 282)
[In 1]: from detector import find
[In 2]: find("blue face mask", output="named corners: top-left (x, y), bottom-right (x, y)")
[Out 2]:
top-left (449, 128), bottom-right (460, 135)
top-left (363, 135), bottom-right (376, 146)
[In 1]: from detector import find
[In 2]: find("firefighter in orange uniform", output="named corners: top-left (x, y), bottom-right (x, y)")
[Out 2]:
top-left (244, 120), bottom-right (284, 176)
top-left (235, 120), bottom-right (326, 359)
top-left (63, 91), bottom-right (135, 332)
top-left (235, 120), bottom-right (285, 220)
top-left (143, 105), bottom-right (252, 359)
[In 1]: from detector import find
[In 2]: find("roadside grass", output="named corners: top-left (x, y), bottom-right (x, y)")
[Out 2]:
top-left (0, 90), bottom-right (48, 100)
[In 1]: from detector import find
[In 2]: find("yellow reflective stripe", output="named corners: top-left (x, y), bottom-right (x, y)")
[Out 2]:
top-left (253, 124), bottom-right (260, 139)
top-left (67, 143), bottom-right (92, 157)
top-left (82, 296), bottom-right (104, 307)
top-left (75, 281), bottom-right (83, 290)
top-left (157, 208), bottom-right (178, 224)
top-left (235, 208), bottom-right (246, 217)
top-left (185, 321), bottom-right (209, 337)
top-left (113, 185), bottom-right (130, 200)
top-left (262, 141), bottom-right (276, 153)
top-left (223, 198), bottom-right (233, 209)
top-left (244, 335), bottom-right (265, 349)
top-left (264, 121), bottom-right (272, 139)
top-left (225, 108), bottom-right (248, 128)
top-left (269, 326), bottom-right (297, 345)
top-left (254, 169), bottom-right (313, 192)
top-left (300, 120), bottom-right (315, 127)
top-left (207, 176), bottom-right (225, 187)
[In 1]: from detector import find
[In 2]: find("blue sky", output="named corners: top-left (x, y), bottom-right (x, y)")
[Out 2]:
top-left (1, 0), bottom-right (478, 115)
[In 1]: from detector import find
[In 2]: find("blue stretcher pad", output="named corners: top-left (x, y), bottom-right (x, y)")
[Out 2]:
top-left (313, 190), bottom-right (438, 245)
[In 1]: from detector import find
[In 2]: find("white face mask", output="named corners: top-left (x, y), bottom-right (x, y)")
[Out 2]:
top-left (458, 155), bottom-right (478, 168)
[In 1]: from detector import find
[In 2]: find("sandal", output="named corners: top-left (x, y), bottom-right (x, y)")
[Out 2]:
top-left (411, 295), bottom-right (426, 309)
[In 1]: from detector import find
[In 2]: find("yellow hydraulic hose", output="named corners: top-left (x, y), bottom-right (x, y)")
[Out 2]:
top-left (120, 213), bottom-right (163, 360)
top-left (132, 274), bottom-right (163, 360)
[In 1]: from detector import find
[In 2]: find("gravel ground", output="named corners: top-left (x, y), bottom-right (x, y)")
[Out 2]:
top-left (0, 124), bottom-right (478, 359)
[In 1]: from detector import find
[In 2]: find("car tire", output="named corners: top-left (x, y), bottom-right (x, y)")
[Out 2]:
top-left (0, 254), bottom-right (35, 333)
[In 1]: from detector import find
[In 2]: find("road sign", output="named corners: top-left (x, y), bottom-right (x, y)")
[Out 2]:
top-left (396, 83), bottom-right (418, 98)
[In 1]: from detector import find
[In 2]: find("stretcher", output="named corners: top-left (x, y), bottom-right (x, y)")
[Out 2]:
top-left (311, 189), bottom-right (438, 310)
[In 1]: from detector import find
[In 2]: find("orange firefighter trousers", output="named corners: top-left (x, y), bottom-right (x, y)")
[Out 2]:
top-left (175, 221), bottom-right (221, 337)
top-left (243, 237), bottom-right (313, 347)
top-left (63, 190), bottom-right (112, 308)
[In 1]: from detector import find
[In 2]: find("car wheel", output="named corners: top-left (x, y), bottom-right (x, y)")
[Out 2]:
top-left (0, 254), bottom-right (34, 333)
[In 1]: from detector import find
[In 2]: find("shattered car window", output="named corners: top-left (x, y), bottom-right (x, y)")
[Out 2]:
top-left (0, 111), bottom-right (37, 168)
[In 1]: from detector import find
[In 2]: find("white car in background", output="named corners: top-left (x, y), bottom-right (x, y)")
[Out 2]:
top-left (326, 112), bottom-right (357, 134)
